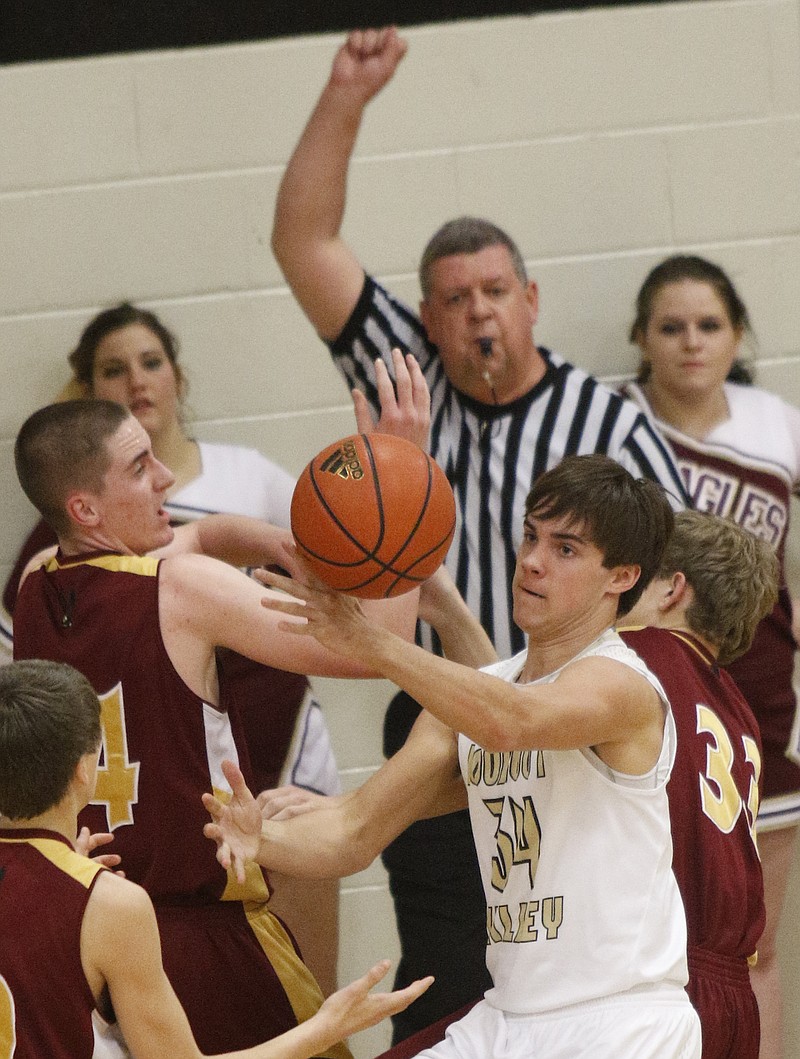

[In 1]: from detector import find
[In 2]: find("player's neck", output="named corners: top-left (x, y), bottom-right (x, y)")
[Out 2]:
top-left (658, 620), bottom-right (719, 660)
top-left (58, 528), bottom-right (134, 558)
top-left (519, 617), bottom-right (614, 683)
top-left (0, 800), bottom-right (79, 845)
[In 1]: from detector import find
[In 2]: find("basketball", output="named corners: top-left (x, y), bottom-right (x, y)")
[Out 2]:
top-left (290, 433), bottom-right (456, 598)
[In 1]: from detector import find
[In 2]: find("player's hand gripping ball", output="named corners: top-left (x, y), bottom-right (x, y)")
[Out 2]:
top-left (290, 433), bottom-right (456, 598)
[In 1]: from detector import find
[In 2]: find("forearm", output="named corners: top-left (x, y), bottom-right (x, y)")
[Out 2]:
top-left (257, 796), bottom-right (380, 879)
top-left (255, 722), bottom-right (461, 876)
top-left (273, 80), bottom-right (364, 256)
top-left (166, 515), bottom-right (290, 569)
top-left (341, 622), bottom-right (540, 751)
top-left (420, 569), bottom-right (498, 667)
top-left (361, 588), bottom-right (419, 644)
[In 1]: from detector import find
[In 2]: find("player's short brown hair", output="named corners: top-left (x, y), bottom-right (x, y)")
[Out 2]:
top-left (0, 660), bottom-right (101, 819)
top-left (15, 399), bottom-right (129, 536)
top-left (524, 454), bottom-right (674, 617)
top-left (657, 510), bottom-right (778, 665)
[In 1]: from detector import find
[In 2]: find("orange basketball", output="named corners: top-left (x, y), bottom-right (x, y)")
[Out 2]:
top-left (290, 433), bottom-right (456, 598)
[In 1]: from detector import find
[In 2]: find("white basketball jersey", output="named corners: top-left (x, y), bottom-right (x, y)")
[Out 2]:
top-left (458, 628), bottom-right (688, 1014)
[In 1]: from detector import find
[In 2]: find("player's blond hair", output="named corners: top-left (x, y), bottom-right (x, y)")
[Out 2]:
top-left (658, 511), bottom-right (778, 665)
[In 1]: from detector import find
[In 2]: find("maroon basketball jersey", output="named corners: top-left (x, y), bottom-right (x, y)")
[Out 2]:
top-left (667, 435), bottom-right (798, 801)
top-left (0, 829), bottom-right (110, 1058)
top-left (621, 627), bottom-right (765, 959)
top-left (13, 552), bottom-right (266, 905)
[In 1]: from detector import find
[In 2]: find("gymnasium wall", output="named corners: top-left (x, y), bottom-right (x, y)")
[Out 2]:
top-left (2, 2), bottom-right (799, 1055)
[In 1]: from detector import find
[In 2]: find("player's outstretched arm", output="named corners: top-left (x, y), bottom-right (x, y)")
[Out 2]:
top-left (271, 27), bottom-right (408, 341)
top-left (258, 568), bottom-right (665, 763)
top-left (283, 960), bottom-right (433, 1058)
top-left (87, 867), bottom-right (431, 1059)
top-left (204, 717), bottom-right (463, 884)
top-left (154, 515), bottom-right (299, 575)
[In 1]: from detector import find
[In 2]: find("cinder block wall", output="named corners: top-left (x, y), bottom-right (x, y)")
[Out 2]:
top-left (2, 2), bottom-right (800, 1055)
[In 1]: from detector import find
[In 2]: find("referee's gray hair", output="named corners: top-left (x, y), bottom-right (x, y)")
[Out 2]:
top-left (419, 217), bottom-right (528, 299)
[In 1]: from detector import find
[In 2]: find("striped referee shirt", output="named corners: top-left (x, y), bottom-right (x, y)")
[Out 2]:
top-left (330, 276), bottom-right (689, 659)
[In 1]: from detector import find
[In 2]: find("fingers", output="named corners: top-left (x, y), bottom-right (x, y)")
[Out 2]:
top-left (392, 974), bottom-right (436, 1007)
top-left (221, 758), bottom-right (253, 804)
top-left (359, 959), bottom-right (392, 990)
top-left (203, 821), bottom-right (231, 866)
top-left (258, 786), bottom-right (324, 820)
top-left (76, 826), bottom-right (116, 858)
top-left (347, 26), bottom-right (403, 61)
top-left (93, 854), bottom-right (123, 871)
top-left (352, 388), bottom-right (376, 434)
top-left (255, 561), bottom-right (328, 598)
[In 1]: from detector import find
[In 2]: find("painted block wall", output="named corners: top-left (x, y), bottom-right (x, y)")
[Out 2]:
top-left (2, 2), bottom-right (800, 1055)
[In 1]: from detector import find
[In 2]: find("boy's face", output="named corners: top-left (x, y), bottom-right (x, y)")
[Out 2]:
top-left (512, 513), bottom-right (638, 638)
top-left (89, 415), bottom-right (176, 555)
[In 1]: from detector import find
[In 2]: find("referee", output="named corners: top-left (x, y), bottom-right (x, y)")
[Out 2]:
top-left (271, 26), bottom-right (689, 1043)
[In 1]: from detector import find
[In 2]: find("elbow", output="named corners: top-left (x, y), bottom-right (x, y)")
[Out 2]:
top-left (338, 826), bottom-right (381, 877)
top-left (468, 716), bottom-right (523, 754)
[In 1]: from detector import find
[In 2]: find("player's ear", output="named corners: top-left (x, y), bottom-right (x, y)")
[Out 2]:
top-left (659, 571), bottom-right (688, 613)
top-left (609, 563), bottom-right (640, 597)
top-left (65, 490), bottom-right (101, 529)
top-left (525, 280), bottom-right (539, 327)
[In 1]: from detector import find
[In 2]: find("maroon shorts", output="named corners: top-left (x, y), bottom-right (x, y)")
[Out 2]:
top-left (155, 899), bottom-right (351, 1058)
top-left (687, 947), bottom-right (759, 1059)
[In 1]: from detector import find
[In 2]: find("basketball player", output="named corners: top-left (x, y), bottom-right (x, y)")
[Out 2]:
top-left (271, 26), bottom-right (690, 1037)
top-left (205, 455), bottom-right (702, 1059)
top-left (620, 511), bottom-right (778, 1059)
top-left (10, 398), bottom-right (419, 1055)
top-left (0, 657), bottom-right (432, 1057)
top-left (369, 510), bottom-right (777, 1059)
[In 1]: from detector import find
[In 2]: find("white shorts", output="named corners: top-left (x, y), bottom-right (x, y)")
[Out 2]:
top-left (414, 988), bottom-right (701, 1059)
top-left (279, 689), bottom-right (341, 796)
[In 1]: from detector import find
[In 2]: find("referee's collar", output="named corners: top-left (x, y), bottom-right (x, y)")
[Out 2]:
top-left (454, 346), bottom-right (563, 418)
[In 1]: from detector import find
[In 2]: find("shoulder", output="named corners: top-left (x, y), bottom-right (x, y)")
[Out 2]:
top-left (84, 870), bottom-right (155, 946)
top-left (83, 871), bottom-right (159, 980)
top-left (19, 546), bottom-right (57, 589)
top-left (618, 625), bottom-right (674, 658)
top-left (158, 552), bottom-right (251, 603)
top-left (331, 275), bottom-right (429, 358)
top-left (725, 381), bottom-right (800, 424)
top-left (569, 632), bottom-right (666, 704)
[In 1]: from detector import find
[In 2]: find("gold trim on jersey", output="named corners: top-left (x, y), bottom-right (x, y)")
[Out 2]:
top-left (46, 553), bottom-right (159, 578)
top-left (244, 904), bottom-right (352, 1059)
top-left (0, 975), bottom-right (16, 1059)
top-left (0, 834), bottom-right (104, 889)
